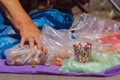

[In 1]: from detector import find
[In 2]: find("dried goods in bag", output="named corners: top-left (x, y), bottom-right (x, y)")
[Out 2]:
top-left (5, 44), bottom-right (47, 66)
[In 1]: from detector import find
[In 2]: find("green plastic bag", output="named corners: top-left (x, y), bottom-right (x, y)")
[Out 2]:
top-left (59, 57), bottom-right (110, 73)
top-left (91, 52), bottom-right (120, 66)
top-left (59, 52), bottom-right (120, 73)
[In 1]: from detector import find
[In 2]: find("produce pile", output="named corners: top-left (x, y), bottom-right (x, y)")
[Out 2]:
top-left (5, 13), bottom-right (120, 73)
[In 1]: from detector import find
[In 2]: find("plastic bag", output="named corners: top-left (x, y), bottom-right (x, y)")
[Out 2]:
top-left (39, 25), bottom-right (75, 65)
top-left (70, 13), bottom-right (120, 53)
top-left (70, 13), bottom-right (120, 40)
top-left (59, 57), bottom-right (110, 73)
top-left (60, 51), bottom-right (120, 73)
top-left (4, 44), bottom-right (47, 66)
top-left (91, 51), bottom-right (120, 66)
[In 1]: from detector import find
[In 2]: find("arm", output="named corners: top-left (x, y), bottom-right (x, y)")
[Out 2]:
top-left (0, 0), bottom-right (45, 52)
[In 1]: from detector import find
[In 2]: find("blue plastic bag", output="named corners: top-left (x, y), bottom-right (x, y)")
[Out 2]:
top-left (0, 9), bottom-right (74, 59)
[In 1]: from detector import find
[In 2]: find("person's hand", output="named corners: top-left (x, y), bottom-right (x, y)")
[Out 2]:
top-left (19, 22), bottom-right (46, 53)
top-left (0, 0), bottom-right (46, 53)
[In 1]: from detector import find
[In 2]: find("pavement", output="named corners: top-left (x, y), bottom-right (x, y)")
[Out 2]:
top-left (0, 4), bottom-right (120, 80)
top-left (0, 73), bottom-right (120, 80)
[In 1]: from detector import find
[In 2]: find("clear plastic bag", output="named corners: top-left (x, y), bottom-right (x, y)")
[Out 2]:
top-left (39, 25), bottom-right (75, 65)
top-left (4, 44), bottom-right (47, 66)
top-left (70, 13), bottom-right (120, 53)
top-left (70, 13), bottom-right (120, 40)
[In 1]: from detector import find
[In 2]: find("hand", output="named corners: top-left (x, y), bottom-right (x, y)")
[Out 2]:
top-left (0, 0), bottom-right (46, 53)
top-left (19, 22), bottom-right (46, 53)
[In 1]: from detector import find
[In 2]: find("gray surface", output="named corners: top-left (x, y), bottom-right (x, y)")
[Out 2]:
top-left (0, 73), bottom-right (120, 80)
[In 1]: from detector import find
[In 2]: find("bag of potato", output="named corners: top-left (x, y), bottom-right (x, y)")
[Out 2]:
top-left (4, 44), bottom-right (47, 66)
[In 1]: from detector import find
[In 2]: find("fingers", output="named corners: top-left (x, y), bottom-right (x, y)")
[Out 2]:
top-left (20, 38), bottom-right (25, 47)
top-left (34, 38), bottom-right (47, 54)
top-left (20, 37), bottom-right (46, 54)
top-left (28, 38), bottom-right (34, 51)
top-left (34, 38), bottom-right (42, 50)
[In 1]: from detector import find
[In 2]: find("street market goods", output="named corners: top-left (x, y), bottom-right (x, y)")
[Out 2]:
top-left (5, 44), bottom-right (47, 65)
top-left (73, 42), bottom-right (91, 63)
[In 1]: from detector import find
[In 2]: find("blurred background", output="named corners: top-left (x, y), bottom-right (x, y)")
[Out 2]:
top-left (70, 0), bottom-right (120, 25)
top-left (20, 0), bottom-right (120, 25)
